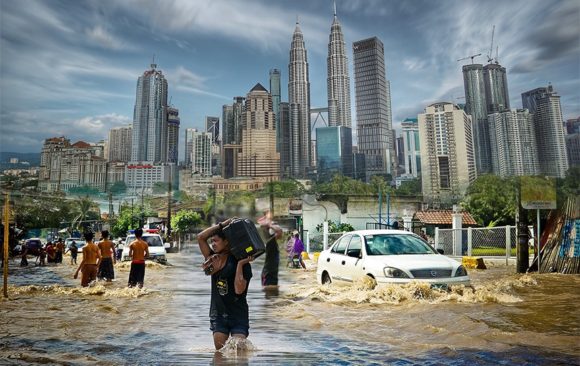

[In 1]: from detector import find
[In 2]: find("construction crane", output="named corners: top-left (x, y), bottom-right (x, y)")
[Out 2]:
top-left (487, 25), bottom-right (495, 63)
top-left (457, 53), bottom-right (482, 64)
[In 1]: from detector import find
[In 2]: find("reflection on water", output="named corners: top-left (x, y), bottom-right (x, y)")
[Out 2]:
top-left (1, 248), bottom-right (578, 365)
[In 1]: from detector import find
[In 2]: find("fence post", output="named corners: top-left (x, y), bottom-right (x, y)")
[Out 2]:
top-left (505, 225), bottom-right (511, 265)
top-left (467, 227), bottom-right (472, 256)
top-left (434, 227), bottom-right (439, 252)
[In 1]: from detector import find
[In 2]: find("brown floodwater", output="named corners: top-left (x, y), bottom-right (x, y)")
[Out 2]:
top-left (1, 246), bottom-right (579, 365)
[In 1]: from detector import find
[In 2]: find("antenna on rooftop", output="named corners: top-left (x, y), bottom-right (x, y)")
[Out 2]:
top-left (151, 54), bottom-right (157, 69)
top-left (334, 0), bottom-right (337, 17)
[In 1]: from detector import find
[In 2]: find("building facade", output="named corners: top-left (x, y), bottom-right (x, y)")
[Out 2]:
top-left (566, 133), bottom-right (580, 167)
top-left (488, 109), bottom-right (539, 177)
top-left (184, 128), bottom-right (195, 167)
top-left (483, 63), bottom-right (510, 114)
top-left (278, 102), bottom-right (292, 178)
top-left (167, 107), bottom-right (180, 164)
top-left (316, 126), bottom-right (353, 182)
top-left (108, 126), bottom-right (132, 163)
top-left (131, 63), bottom-right (169, 163)
top-left (205, 116), bottom-right (220, 144)
top-left (188, 129), bottom-right (212, 176)
top-left (288, 20), bottom-right (311, 177)
top-left (462, 64), bottom-right (491, 174)
top-left (353, 37), bottom-right (394, 180)
top-left (327, 4), bottom-right (351, 128)
top-left (269, 68), bottom-right (281, 152)
top-left (521, 85), bottom-right (569, 178)
top-left (238, 83), bottom-right (280, 179)
top-left (401, 118), bottom-right (421, 178)
top-left (418, 103), bottom-right (477, 204)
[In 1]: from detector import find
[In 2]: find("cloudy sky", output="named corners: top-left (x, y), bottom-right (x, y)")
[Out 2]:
top-left (1, 0), bottom-right (579, 155)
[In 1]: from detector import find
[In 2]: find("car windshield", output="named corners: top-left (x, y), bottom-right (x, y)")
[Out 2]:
top-left (126, 235), bottom-right (163, 247)
top-left (364, 234), bottom-right (436, 255)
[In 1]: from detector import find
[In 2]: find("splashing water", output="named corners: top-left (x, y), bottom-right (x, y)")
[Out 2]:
top-left (218, 337), bottom-right (258, 357)
top-left (4, 284), bottom-right (151, 298)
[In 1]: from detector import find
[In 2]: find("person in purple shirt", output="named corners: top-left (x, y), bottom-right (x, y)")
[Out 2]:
top-left (292, 233), bottom-right (306, 270)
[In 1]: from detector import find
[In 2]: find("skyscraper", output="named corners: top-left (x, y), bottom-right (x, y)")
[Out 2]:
top-left (522, 85), bottom-right (569, 178)
top-left (221, 97), bottom-right (245, 178)
top-left (288, 20), bottom-right (311, 177)
top-left (353, 37), bottom-right (393, 180)
top-left (483, 63), bottom-right (510, 114)
top-left (463, 64), bottom-right (491, 173)
top-left (316, 126), bottom-right (353, 182)
top-left (184, 128), bottom-right (195, 167)
top-left (327, 2), bottom-right (351, 128)
top-left (108, 125), bottom-right (132, 163)
top-left (167, 107), bottom-right (180, 164)
top-left (278, 102), bottom-right (291, 178)
top-left (190, 129), bottom-right (212, 176)
top-left (488, 109), bottom-right (539, 177)
top-left (238, 83), bottom-right (280, 179)
top-left (269, 69), bottom-right (281, 151)
top-left (131, 63), bottom-right (168, 163)
top-left (419, 103), bottom-right (476, 204)
top-left (401, 118), bottom-right (421, 177)
top-left (205, 116), bottom-right (220, 144)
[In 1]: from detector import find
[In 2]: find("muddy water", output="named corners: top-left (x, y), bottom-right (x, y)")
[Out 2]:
top-left (1, 248), bottom-right (579, 365)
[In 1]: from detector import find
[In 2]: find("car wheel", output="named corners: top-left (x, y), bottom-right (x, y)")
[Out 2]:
top-left (321, 272), bottom-right (332, 285)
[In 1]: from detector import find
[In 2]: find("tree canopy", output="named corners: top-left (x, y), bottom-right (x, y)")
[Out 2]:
top-left (461, 175), bottom-right (517, 227)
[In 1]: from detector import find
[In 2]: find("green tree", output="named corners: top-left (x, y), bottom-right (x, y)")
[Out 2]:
top-left (71, 196), bottom-right (100, 231)
top-left (262, 179), bottom-right (305, 198)
top-left (461, 175), bottom-right (517, 226)
top-left (557, 166), bottom-right (580, 207)
top-left (396, 178), bottom-right (422, 196)
top-left (152, 182), bottom-right (169, 194)
top-left (68, 185), bottom-right (100, 196)
top-left (315, 220), bottom-right (355, 233)
top-left (14, 193), bottom-right (75, 231)
top-left (111, 203), bottom-right (135, 238)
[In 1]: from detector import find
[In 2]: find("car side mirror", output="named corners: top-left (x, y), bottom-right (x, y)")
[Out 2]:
top-left (437, 249), bottom-right (444, 255)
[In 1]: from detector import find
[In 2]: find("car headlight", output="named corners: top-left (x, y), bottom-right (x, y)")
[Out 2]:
top-left (383, 267), bottom-right (410, 278)
top-left (454, 265), bottom-right (468, 277)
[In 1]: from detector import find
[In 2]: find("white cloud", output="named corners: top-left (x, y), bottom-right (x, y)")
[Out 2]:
top-left (86, 25), bottom-right (125, 50)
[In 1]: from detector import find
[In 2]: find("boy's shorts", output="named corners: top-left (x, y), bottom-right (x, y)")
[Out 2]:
top-left (210, 314), bottom-right (249, 337)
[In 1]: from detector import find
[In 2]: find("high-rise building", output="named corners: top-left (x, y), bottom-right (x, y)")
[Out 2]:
top-left (401, 118), bottom-right (421, 178)
top-left (187, 129), bottom-right (212, 176)
top-left (522, 85), bottom-right (569, 178)
top-left (463, 64), bottom-right (491, 173)
top-left (316, 126), bottom-right (353, 182)
top-left (221, 97), bottom-right (245, 178)
top-left (278, 102), bottom-right (292, 178)
top-left (565, 117), bottom-right (580, 134)
top-left (184, 128), bottom-right (195, 167)
top-left (288, 20), bottom-right (311, 177)
top-left (238, 83), bottom-right (280, 179)
top-left (327, 3), bottom-right (351, 128)
top-left (205, 116), bottom-right (220, 144)
top-left (167, 107), bottom-right (180, 164)
top-left (483, 63), bottom-right (510, 114)
top-left (566, 133), bottom-right (580, 167)
top-left (269, 69), bottom-right (281, 152)
top-left (353, 37), bottom-right (393, 180)
top-left (418, 103), bottom-right (476, 204)
top-left (488, 109), bottom-right (539, 177)
top-left (108, 125), bottom-right (132, 162)
top-left (131, 63), bottom-right (168, 163)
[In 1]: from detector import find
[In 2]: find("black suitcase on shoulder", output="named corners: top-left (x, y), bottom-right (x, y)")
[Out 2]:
top-left (223, 218), bottom-right (266, 260)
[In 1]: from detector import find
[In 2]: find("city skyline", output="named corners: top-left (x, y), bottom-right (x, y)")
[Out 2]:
top-left (1, 0), bottom-right (579, 155)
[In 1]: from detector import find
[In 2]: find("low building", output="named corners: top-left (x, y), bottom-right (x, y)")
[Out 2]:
top-left (212, 176), bottom-right (265, 195)
top-left (413, 210), bottom-right (478, 236)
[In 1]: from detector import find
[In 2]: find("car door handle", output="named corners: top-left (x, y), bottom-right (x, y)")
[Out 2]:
top-left (327, 258), bottom-right (330, 262)
top-left (342, 260), bottom-right (345, 265)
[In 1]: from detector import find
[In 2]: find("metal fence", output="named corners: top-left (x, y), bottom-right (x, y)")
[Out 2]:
top-left (435, 226), bottom-right (518, 258)
top-left (309, 232), bottom-right (344, 252)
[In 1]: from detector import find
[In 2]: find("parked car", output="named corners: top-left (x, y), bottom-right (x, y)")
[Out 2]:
top-left (121, 233), bottom-right (168, 264)
top-left (24, 238), bottom-right (44, 256)
top-left (316, 230), bottom-right (470, 287)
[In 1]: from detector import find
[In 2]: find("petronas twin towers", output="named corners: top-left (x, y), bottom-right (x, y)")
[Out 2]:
top-left (288, 3), bottom-right (353, 177)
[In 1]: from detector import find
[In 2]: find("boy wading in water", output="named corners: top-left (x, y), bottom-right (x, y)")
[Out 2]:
top-left (74, 232), bottom-right (101, 287)
top-left (97, 230), bottom-right (116, 281)
top-left (127, 228), bottom-right (149, 288)
top-left (197, 218), bottom-right (254, 350)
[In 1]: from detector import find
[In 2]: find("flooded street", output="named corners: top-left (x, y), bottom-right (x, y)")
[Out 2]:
top-left (1, 247), bottom-right (579, 365)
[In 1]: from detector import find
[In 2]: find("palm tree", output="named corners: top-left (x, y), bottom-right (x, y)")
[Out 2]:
top-left (71, 196), bottom-right (98, 231)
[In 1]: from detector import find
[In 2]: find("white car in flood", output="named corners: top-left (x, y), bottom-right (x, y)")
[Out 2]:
top-left (316, 230), bottom-right (470, 287)
top-left (121, 233), bottom-right (168, 264)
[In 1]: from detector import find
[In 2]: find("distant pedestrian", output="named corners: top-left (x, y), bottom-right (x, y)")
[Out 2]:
top-left (291, 233), bottom-right (306, 270)
top-left (66, 241), bottom-right (78, 265)
top-left (127, 228), bottom-right (149, 288)
top-left (20, 243), bottom-right (28, 267)
top-left (38, 247), bottom-right (46, 266)
top-left (259, 217), bottom-right (282, 287)
top-left (97, 230), bottom-right (116, 282)
top-left (74, 232), bottom-right (101, 287)
top-left (55, 239), bottom-right (65, 264)
top-left (46, 242), bottom-right (56, 263)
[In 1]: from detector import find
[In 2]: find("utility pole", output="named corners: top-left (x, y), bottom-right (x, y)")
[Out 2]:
top-left (3, 192), bottom-right (10, 298)
top-left (516, 178), bottom-right (529, 273)
top-left (269, 179), bottom-right (274, 217)
top-left (167, 171), bottom-right (172, 243)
